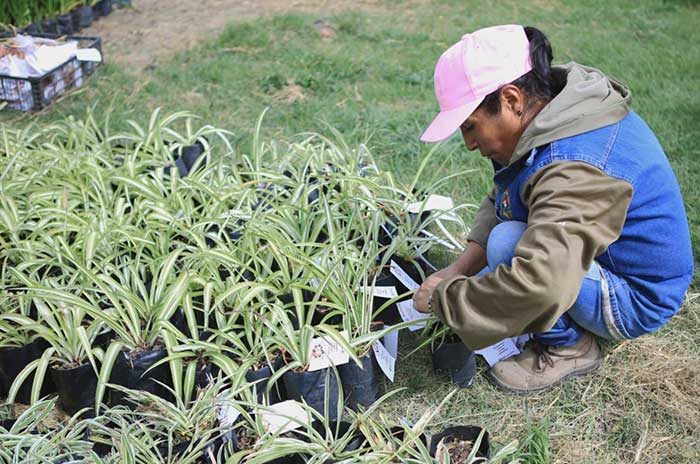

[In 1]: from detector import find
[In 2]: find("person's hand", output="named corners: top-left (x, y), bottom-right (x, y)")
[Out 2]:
top-left (413, 274), bottom-right (445, 314)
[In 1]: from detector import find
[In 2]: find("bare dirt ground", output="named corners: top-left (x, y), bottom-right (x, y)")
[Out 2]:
top-left (83, 0), bottom-right (385, 71)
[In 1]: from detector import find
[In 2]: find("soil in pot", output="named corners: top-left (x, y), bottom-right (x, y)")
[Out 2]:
top-left (0, 339), bottom-right (56, 404)
top-left (108, 348), bottom-right (173, 406)
top-left (245, 355), bottom-right (286, 405)
top-left (429, 425), bottom-right (489, 461)
top-left (50, 362), bottom-right (98, 417)
top-left (431, 335), bottom-right (476, 388)
top-left (283, 366), bottom-right (339, 421)
top-left (229, 425), bottom-right (305, 463)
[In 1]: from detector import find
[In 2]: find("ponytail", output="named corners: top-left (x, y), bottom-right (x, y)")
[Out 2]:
top-left (478, 26), bottom-right (559, 115)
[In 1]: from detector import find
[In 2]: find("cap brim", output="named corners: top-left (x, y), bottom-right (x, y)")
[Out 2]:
top-left (419, 99), bottom-right (482, 142)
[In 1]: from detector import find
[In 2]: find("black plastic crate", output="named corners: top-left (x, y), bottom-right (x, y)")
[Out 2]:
top-left (0, 34), bottom-right (103, 111)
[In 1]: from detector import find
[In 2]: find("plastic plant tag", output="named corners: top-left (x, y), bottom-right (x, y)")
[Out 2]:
top-left (361, 286), bottom-right (398, 299)
top-left (372, 339), bottom-right (395, 382)
top-left (390, 260), bottom-right (420, 291)
top-left (475, 338), bottom-right (520, 367)
top-left (217, 404), bottom-right (241, 427)
top-left (420, 230), bottom-right (457, 250)
top-left (407, 194), bottom-right (454, 213)
top-left (76, 48), bottom-right (102, 62)
top-left (307, 330), bottom-right (350, 372)
top-left (261, 400), bottom-right (307, 435)
top-left (396, 300), bottom-right (428, 331)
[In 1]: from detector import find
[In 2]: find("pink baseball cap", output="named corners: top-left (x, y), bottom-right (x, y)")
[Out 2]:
top-left (420, 25), bottom-right (533, 142)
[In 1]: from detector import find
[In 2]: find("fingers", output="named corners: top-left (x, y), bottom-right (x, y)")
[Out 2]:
top-left (413, 275), bottom-right (444, 314)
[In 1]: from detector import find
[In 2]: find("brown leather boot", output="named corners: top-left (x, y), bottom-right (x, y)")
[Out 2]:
top-left (488, 332), bottom-right (603, 394)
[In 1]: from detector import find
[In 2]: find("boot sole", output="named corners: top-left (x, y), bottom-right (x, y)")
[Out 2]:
top-left (487, 357), bottom-right (603, 395)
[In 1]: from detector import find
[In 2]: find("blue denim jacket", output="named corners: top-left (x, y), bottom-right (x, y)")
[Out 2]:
top-left (492, 111), bottom-right (694, 338)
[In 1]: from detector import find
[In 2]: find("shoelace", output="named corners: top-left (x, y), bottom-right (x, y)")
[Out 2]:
top-left (531, 341), bottom-right (555, 372)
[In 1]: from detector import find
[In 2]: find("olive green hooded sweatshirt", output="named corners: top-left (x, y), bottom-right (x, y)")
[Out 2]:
top-left (431, 62), bottom-right (635, 350)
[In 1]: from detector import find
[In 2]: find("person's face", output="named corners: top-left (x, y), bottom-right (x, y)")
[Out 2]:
top-left (459, 86), bottom-right (526, 166)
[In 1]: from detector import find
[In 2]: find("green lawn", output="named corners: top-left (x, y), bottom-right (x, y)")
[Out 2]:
top-left (2, 0), bottom-right (699, 462)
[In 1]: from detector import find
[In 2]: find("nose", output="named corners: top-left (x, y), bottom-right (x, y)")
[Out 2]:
top-left (462, 133), bottom-right (478, 151)
top-left (460, 126), bottom-right (478, 151)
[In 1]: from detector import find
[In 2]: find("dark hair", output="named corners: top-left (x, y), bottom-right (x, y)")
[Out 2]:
top-left (478, 26), bottom-right (560, 115)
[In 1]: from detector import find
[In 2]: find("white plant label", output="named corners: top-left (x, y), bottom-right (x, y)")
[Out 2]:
top-left (389, 260), bottom-right (420, 291)
top-left (407, 194), bottom-right (454, 213)
top-left (362, 286), bottom-right (398, 299)
top-left (396, 299), bottom-right (428, 331)
top-left (76, 48), bottom-right (102, 62)
top-left (217, 404), bottom-right (241, 427)
top-left (434, 211), bottom-right (462, 223)
top-left (514, 334), bottom-right (531, 351)
top-left (420, 230), bottom-right (457, 250)
top-left (382, 326), bottom-right (399, 358)
top-left (372, 339), bottom-right (395, 382)
top-left (475, 338), bottom-right (520, 367)
top-left (307, 330), bottom-right (350, 372)
top-left (261, 400), bottom-right (307, 435)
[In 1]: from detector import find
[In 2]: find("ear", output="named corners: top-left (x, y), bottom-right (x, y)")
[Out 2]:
top-left (499, 85), bottom-right (526, 116)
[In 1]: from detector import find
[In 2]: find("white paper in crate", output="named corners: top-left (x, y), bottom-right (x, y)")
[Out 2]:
top-left (307, 330), bottom-right (350, 371)
top-left (0, 35), bottom-right (79, 78)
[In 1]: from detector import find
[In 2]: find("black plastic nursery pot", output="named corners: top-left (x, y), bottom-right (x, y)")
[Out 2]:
top-left (431, 337), bottom-right (476, 389)
top-left (429, 425), bottom-right (489, 461)
top-left (165, 141), bottom-right (207, 178)
top-left (337, 349), bottom-right (381, 411)
top-left (0, 419), bottom-right (16, 430)
top-left (283, 367), bottom-right (340, 420)
top-left (39, 18), bottom-right (58, 33)
top-left (307, 420), bottom-right (364, 459)
top-left (93, 0), bottom-right (113, 17)
top-left (108, 348), bottom-right (173, 406)
top-left (389, 425), bottom-right (429, 448)
top-left (378, 211), bottom-right (430, 247)
top-left (194, 358), bottom-right (221, 389)
top-left (56, 14), bottom-right (76, 34)
top-left (72, 6), bottom-right (94, 29)
top-left (0, 340), bottom-right (56, 404)
top-left (50, 362), bottom-right (98, 417)
top-left (21, 23), bottom-right (39, 35)
top-left (245, 356), bottom-right (286, 404)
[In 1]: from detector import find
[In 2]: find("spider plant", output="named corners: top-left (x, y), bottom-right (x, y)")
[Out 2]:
top-left (0, 398), bottom-right (98, 462)
top-left (4, 291), bottom-right (104, 406)
top-left (91, 376), bottom-right (242, 462)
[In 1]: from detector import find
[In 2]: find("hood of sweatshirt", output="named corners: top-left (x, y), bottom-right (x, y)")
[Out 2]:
top-left (509, 62), bottom-right (631, 166)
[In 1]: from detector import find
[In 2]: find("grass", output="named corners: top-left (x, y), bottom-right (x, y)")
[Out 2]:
top-left (1, 0), bottom-right (699, 462)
